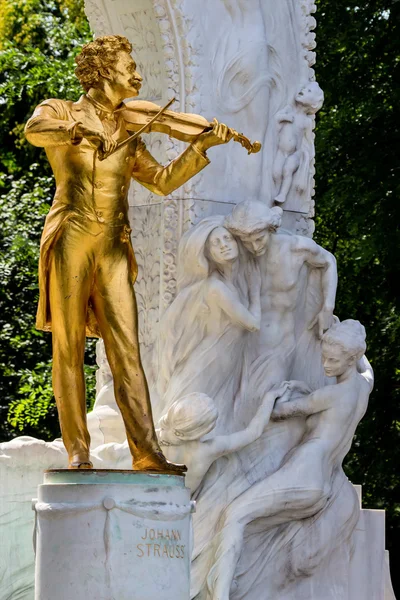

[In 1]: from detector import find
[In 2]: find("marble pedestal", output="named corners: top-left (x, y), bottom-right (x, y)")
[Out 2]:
top-left (33, 470), bottom-right (194, 600)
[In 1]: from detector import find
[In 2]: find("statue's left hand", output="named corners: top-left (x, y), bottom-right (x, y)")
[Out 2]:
top-left (308, 307), bottom-right (334, 339)
top-left (271, 383), bottom-right (291, 409)
top-left (76, 125), bottom-right (118, 159)
top-left (193, 118), bottom-right (234, 152)
top-left (270, 405), bottom-right (287, 421)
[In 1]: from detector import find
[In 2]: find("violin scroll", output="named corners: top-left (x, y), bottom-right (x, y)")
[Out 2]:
top-left (230, 130), bottom-right (262, 155)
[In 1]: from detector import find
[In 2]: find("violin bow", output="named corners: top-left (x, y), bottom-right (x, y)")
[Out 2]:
top-left (98, 97), bottom-right (176, 161)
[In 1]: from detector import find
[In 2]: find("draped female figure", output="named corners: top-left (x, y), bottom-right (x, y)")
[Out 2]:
top-left (154, 216), bottom-right (261, 435)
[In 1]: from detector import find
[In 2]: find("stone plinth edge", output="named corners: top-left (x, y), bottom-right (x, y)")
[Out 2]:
top-left (43, 468), bottom-right (186, 487)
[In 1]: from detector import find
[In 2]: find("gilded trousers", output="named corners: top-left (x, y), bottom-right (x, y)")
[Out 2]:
top-left (48, 215), bottom-right (159, 463)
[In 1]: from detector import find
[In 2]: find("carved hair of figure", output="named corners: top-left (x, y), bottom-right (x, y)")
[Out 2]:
top-left (224, 200), bottom-right (283, 237)
top-left (158, 393), bottom-right (218, 442)
top-left (322, 319), bottom-right (366, 361)
top-left (75, 35), bottom-right (132, 91)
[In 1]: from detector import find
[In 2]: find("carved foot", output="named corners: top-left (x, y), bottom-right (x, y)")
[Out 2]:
top-left (68, 454), bottom-right (93, 469)
top-left (134, 451), bottom-right (187, 476)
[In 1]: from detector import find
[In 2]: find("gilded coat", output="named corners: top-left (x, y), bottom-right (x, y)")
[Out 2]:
top-left (25, 95), bottom-right (209, 336)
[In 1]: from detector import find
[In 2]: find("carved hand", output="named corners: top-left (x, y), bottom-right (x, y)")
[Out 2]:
top-left (270, 404), bottom-right (287, 421)
top-left (76, 124), bottom-right (118, 158)
top-left (273, 382), bottom-right (290, 400)
top-left (277, 106), bottom-right (295, 124)
top-left (259, 383), bottom-right (290, 424)
top-left (193, 118), bottom-right (234, 152)
top-left (272, 383), bottom-right (292, 407)
top-left (309, 307), bottom-right (334, 339)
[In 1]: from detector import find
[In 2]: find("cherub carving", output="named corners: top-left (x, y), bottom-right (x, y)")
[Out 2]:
top-left (272, 81), bottom-right (324, 204)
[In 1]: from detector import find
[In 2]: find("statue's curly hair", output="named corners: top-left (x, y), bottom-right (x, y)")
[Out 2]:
top-left (75, 35), bottom-right (132, 91)
top-left (322, 319), bottom-right (366, 360)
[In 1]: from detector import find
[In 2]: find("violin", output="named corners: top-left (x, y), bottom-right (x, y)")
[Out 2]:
top-left (102, 97), bottom-right (262, 160)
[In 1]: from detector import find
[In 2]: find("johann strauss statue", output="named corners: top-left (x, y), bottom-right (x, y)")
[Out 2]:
top-left (24, 34), bottom-right (245, 472)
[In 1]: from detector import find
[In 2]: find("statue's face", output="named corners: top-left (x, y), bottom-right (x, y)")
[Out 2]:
top-left (322, 343), bottom-right (353, 378)
top-left (158, 425), bottom-right (181, 446)
top-left (207, 227), bottom-right (239, 265)
top-left (295, 83), bottom-right (322, 112)
top-left (239, 229), bottom-right (270, 256)
top-left (110, 52), bottom-right (143, 99)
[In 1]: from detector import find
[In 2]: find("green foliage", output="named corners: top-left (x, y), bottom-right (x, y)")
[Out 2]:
top-left (0, 0), bottom-right (93, 440)
top-left (0, 169), bottom-right (51, 402)
top-left (7, 361), bottom-right (96, 437)
top-left (0, 0), bottom-right (89, 49)
top-left (0, 0), bottom-right (91, 179)
top-left (314, 0), bottom-right (400, 589)
top-left (7, 361), bottom-right (56, 437)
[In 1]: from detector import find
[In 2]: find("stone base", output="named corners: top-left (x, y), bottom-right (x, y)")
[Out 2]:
top-left (33, 470), bottom-right (194, 600)
top-left (349, 487), bottom-right (396, 600)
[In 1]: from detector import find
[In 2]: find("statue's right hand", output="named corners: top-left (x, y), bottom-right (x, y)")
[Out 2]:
top-left (76, 125), bottom-right (117, 158)
top-left (274, 381), bottom-right (290, 398)
top-left (271, 383), bottom-right (292, 407)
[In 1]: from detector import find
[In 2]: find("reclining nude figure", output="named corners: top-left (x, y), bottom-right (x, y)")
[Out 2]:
top-left (157, 384), bottom-right (288, 493)
top-left (206, 319), bottom-right (373, 600)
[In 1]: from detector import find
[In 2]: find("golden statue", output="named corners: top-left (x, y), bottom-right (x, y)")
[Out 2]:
top-left (24, 35), bottom-right (260, 473)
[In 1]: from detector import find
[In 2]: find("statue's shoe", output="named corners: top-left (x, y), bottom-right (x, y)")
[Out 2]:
top-left (133, 451), bottom-right (187, 475)
top-left (68, 454), bottom-right (93, 469)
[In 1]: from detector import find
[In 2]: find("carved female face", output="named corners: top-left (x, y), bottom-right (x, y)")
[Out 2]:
top-left (207, 227), bottom-right (239, 266)
top-left (321, 343), bottom-right (355, 378)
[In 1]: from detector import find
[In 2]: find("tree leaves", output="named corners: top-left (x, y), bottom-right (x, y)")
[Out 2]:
top-left (0, 0), bottom-right (92, 440)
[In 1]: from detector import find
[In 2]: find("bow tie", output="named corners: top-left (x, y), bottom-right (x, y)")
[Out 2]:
top-left (87, 95), bottom-right (120, 121)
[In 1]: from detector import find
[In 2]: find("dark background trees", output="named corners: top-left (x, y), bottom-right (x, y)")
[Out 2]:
top-left (0, 0), bottom-right (398, 593)
top-left (314, 0), bottom-right (400, 591)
